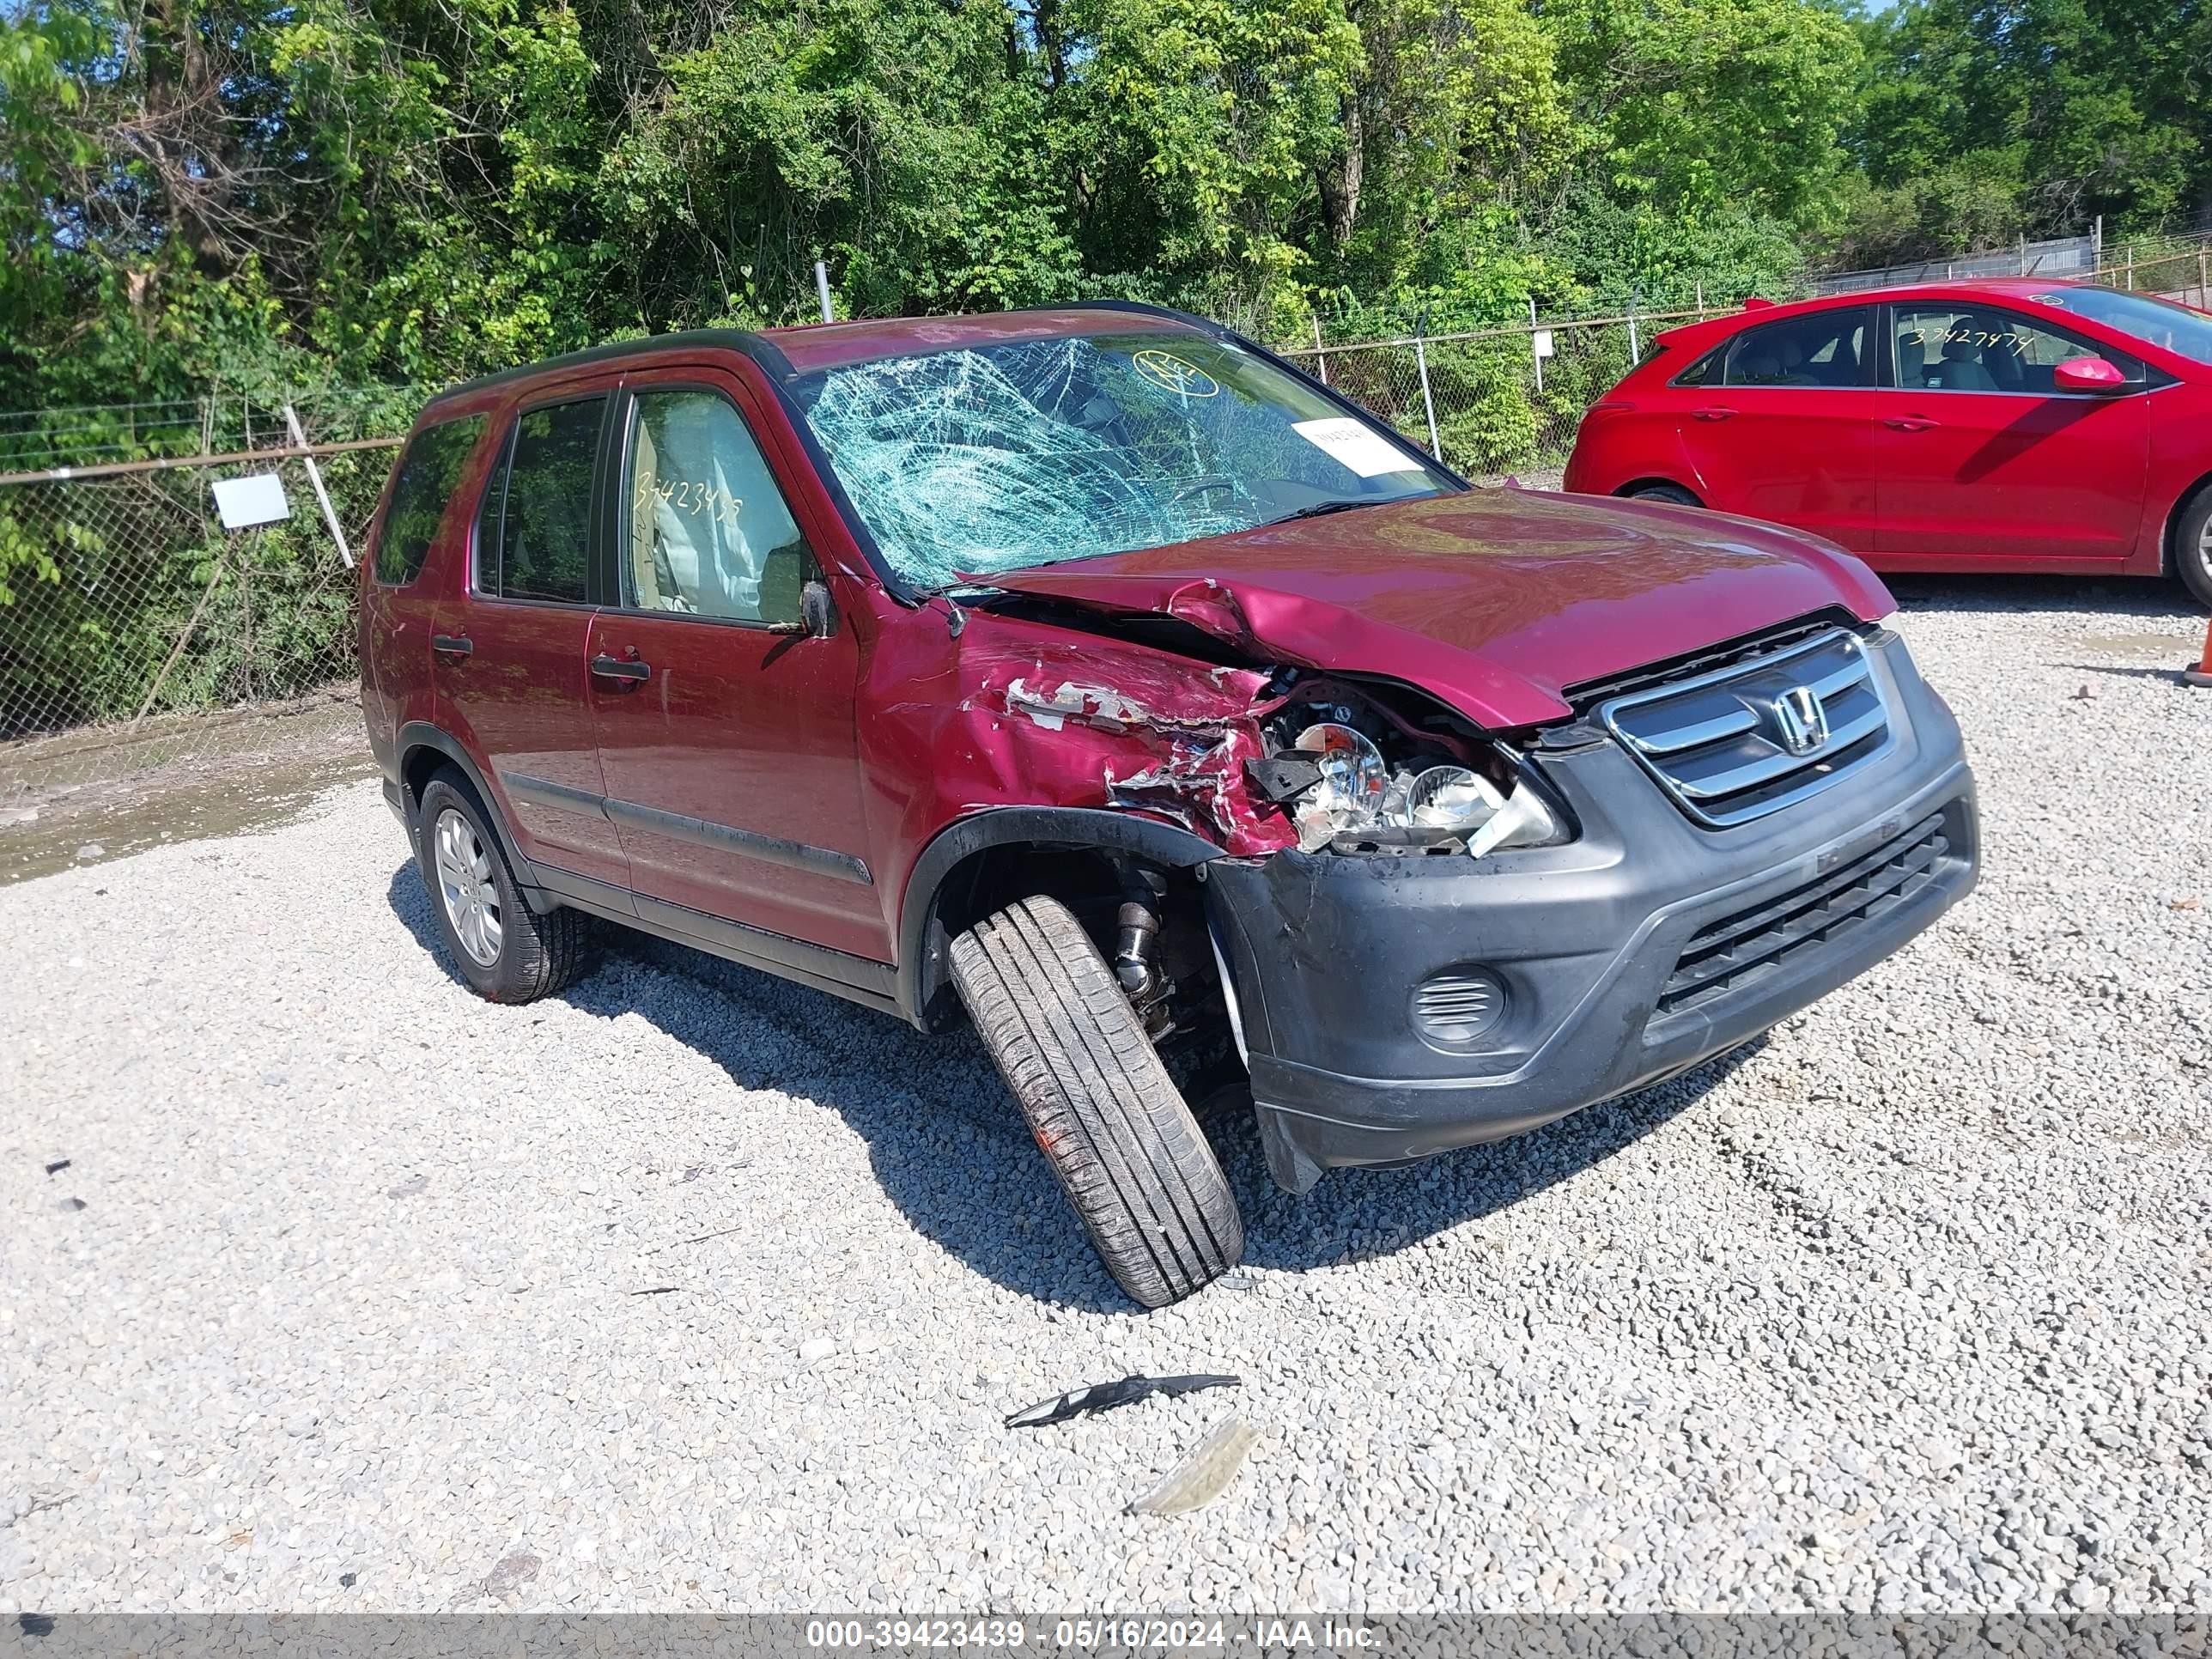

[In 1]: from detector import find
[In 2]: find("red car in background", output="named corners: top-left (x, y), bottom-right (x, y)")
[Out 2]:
top-left (1563, 280), bottom-right (2212, 607)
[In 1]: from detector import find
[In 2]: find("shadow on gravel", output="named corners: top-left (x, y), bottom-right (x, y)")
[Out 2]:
top-left (1886, 571), bottom-right (2202, 618)
top-left (2061, 660), bottom-right (2202, 684)
top-left (385, 861), bottom-right (1759, 1311)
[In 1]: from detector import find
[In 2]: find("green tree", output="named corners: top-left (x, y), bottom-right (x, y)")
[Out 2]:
top-left (1852, 0), bottom-right (2212, 239)
top-left (1545, 0), bottom-right (1864, 226)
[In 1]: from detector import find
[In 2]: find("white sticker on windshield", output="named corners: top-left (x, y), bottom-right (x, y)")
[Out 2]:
top-left (1291, 417), bottom-right (1426, 478)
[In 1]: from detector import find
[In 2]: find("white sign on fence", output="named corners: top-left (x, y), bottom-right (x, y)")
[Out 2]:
top-left (1531, 330), bottom-right (1555, 359)
top-left (210, 472), bottom-right (290, 531)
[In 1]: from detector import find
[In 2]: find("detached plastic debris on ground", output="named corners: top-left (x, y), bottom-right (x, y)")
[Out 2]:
top-left (1127, 1415), bottom-right (1261, 1516)
top-left (1004, 1372), bottom-right (1239, 1429)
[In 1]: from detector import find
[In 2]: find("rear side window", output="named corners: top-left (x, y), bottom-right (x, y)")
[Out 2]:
top-left (373, 415), bottom-right (486, 586)
top-left (481, 398), bottom-right (605, 604)
top-left (1701, 307), bottom-right (1875, 389)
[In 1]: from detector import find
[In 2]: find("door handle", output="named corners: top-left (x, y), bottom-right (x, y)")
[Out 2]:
top-left (1692, 405), bottom-right (1737, 422)
top-left (432, 634), bottom-right (473, 659)
top-left (1884, 416), bottom-right (1940, 431)
top-left (591, 653), bottom-right (652, 683)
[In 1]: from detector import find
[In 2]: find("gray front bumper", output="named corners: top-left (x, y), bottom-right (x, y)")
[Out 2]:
top-left (1203, 631), bottom-right (1979, 1193)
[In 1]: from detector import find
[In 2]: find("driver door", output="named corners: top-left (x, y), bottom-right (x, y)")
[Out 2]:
top-left (1870, 302), bottom-right (2150, 563)
top-left (585, 367), bottom-right (886, 962)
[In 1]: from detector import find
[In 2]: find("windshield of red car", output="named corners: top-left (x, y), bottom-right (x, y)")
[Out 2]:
top-left (2029, 288), bottom-right (2212, 365)
top-left (790, 330), bottom-right (1455, 590)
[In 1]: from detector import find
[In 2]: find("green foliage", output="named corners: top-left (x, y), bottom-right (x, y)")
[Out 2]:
top-left (1844, 0), bottom-right (2212, 247)
top-left (1, 0), bottom-right (1893, 405)
top-left (1545, 0), bottom-right (1863, 227)
top-left (8, 0), bottom-right (2206, 402)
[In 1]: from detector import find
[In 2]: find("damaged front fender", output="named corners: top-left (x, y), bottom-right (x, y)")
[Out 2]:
top-left (946, 622), bottom-right (1299, 856)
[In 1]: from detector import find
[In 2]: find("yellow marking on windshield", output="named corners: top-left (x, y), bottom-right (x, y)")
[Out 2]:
top-left (1132, 349), bottom-right (1221, 398)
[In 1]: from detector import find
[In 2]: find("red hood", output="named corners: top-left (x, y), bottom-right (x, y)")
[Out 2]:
top-left (980, 488), bottom-right (1894, 728)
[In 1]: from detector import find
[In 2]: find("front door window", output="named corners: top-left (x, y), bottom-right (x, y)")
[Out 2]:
top-left (1889, 307), bottom-right (2142, 395)
top-left (623, 390), bottom-right (811, 626)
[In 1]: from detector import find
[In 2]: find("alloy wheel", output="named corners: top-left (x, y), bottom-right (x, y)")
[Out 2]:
top-left (433, 806), bottom-right (502, 968)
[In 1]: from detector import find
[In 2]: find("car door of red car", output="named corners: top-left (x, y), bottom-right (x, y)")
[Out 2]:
top-left (1669, 304), bottom-right (1881, 552)
top-left (360, 410), bottom-right (495, 777)
top-left (584, 364), bottom-right (886, 963)
top-left (1869, 301), bottom-right (2150, 564)
top-left (434, 380), bottom-right (631, 890)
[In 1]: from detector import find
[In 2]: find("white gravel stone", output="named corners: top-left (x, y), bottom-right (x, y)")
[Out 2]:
top-left (1, 577), bottom-right (2207, 1615)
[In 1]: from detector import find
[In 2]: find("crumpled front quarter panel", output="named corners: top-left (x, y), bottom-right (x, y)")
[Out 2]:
top-left (859, 607), bottom-right (1298, 924)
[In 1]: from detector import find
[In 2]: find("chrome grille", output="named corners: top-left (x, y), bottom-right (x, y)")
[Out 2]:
top-left (1598, 627), bottom-right (1894, 827)
top-left (1656, 812), bottom-right (1948, 1018)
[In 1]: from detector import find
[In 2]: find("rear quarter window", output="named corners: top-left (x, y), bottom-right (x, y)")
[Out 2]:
top-left (373, 415), bottom-right (489, 586)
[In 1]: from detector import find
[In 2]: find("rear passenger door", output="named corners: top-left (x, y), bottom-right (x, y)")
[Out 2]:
top-left (585, 368), bottom-right (885, 962)
top-left (436, 381), bottom-right (631, 890)
top-left (360, 412), bottom-right (490, 767)
top-left (1672, 306), bottom-right (1881, 550)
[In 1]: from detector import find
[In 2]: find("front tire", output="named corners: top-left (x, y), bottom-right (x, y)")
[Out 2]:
top-left (415, 769), bottom-right (592, 1003)
top-left (950, 895), bottom-right (1243, 1308)
top-left (1627, 482), bottom-right (1702, 507)
top-left (2171, 486), bottom-right (2212, 609)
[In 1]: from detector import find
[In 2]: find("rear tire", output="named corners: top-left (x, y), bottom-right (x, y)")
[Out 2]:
top-left (415, 769), bottom-right (592, 1004)
top-left (1628, 482), bottom-right (1702, 507)
top-left (950, 895), bottom-right (1243, 1308)
top-left (2171, 486), bottom-right (2212, 609)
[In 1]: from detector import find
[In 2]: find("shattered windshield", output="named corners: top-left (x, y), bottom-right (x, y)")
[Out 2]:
top-left (791, 331), bottom-right (1455, 590)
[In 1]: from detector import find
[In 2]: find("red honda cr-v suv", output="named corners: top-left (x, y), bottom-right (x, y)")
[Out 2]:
top-left (362, 301), bottom-right (1980, 1306)
top-left (1565, 279), bottom-right (2212, 606)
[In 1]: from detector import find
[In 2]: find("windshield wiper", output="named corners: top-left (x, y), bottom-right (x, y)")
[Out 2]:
top-left (1265, 498), bottom-right (1392, 526)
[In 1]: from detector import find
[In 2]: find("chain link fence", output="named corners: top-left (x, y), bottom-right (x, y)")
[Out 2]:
top-left (1283, 308), bottom-right (1698, 487)
top-left (1810, 232), bottom-right (2100, 294)
top-left (2086, 236), bottom-right (2212, 308)
top-left (0, 405), bottom-right (402, 799)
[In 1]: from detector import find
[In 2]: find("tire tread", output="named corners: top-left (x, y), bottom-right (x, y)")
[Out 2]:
top-left (950, 896), bottom-right (1242, 1307)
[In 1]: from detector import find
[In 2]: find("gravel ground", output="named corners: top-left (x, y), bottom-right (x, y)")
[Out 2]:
top-left (3, 577), bottom-right (2208, 1615)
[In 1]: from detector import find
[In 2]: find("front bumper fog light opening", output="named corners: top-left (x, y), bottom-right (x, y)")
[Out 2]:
top-left (1413, 966), bottom-right (1509, 1050)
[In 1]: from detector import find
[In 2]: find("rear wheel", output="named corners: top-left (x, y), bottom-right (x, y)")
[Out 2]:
top-left (950, 895), bottom-right (1243, 1308)
top-left (415, 769), bottom-right (592, 1003)
top-left (2171, 486), bottom-right (2212, 609)
top-left (1627, 482), bottom-right (1702, 507)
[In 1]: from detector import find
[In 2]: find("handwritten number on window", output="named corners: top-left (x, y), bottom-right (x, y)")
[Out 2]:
top-left (635, 476), bottom-right (744, 526)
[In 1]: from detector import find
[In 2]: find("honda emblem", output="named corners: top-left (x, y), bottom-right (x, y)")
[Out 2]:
top-left (1771, 684), bottom-right (1830, 756)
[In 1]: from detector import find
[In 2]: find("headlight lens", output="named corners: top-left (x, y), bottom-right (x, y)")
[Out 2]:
top-left (1407, 765), bottom-right (1497, 827)
top-left (1283, 731), bottom-right (1562, 855)
top-left (1294, 722), bottom-right (1387, 810)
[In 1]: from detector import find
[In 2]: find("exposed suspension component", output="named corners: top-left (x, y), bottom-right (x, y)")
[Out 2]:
top-left (1111, 863), bottom-right (1176, 1038)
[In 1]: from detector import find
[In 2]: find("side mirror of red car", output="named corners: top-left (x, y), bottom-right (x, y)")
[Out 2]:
top-left (800, 578), bottom-right (839, 639)
top-left (2053, 356), bottom-right (2128, 394)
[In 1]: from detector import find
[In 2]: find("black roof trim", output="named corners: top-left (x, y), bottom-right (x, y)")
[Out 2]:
top-left (424, 328), bottom-right (778, 410)
top-left (425, 304), bottom-right (1223, 410)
